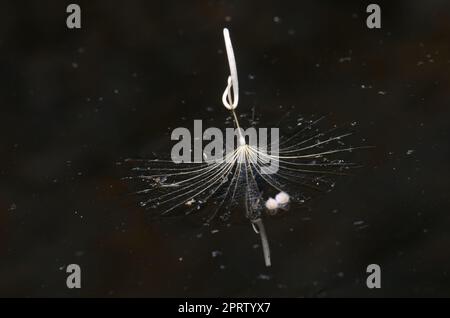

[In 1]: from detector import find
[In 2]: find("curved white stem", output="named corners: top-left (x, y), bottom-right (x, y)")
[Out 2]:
top-left (222, 28), bottom-right (239, 110)
top-left (252, 218), bottom-right (271, 267)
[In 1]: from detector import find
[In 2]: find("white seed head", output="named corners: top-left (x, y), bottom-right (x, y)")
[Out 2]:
top-left (265, 198), bottom-right (278, 210)
top-left (275, 191), bottom-right (290, 205)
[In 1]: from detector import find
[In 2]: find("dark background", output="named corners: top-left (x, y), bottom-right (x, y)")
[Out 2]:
top-left (0, 0), bottom-right (449, 297)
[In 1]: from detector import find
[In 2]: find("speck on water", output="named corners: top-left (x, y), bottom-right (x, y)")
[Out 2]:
top-left (257, 274), bottom-right (271, 280)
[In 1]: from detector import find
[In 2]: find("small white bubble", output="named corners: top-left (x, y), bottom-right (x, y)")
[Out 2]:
top-left (265, 198), bottom-right (278, 210)
top-left (275, 192), bottom-right (290, 205)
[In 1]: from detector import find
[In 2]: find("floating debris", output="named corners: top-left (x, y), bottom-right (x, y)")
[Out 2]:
top-left (273, 16), bottom-right (281, 23)
top-left (257, 274), bottom-right (271, 281)
top-left (338, 57), bottom-right (352, 63)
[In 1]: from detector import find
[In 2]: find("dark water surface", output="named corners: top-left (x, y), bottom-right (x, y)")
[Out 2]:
top-left (1, 0), bottom-right (450, 297)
